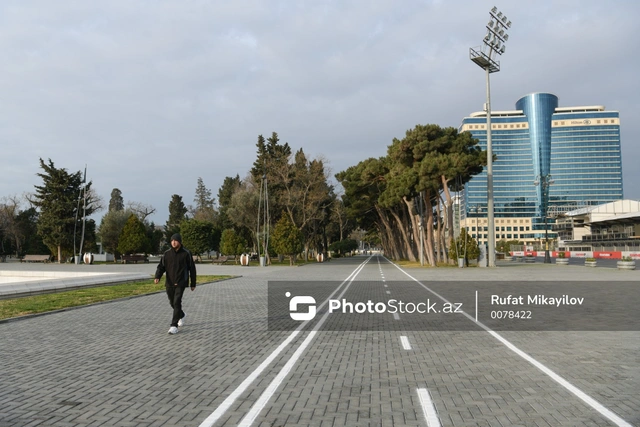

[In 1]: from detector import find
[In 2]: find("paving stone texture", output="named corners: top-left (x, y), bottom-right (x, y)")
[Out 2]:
top-left (0, 257), bottom-right (638, 426)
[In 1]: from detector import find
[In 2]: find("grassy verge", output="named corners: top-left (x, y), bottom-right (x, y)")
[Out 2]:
top-left (0, 275), bottom-right (230, 320)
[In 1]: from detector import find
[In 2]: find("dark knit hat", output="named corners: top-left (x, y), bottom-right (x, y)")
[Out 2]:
top-left (170, 233), bottom-right (182, 244)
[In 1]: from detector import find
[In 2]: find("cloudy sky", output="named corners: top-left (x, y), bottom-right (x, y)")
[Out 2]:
top-left (1, 0), bottom-right (638, 225)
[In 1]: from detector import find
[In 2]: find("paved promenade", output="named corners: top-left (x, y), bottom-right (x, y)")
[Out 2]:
top-left (0, 257), bottom-right (638, 426)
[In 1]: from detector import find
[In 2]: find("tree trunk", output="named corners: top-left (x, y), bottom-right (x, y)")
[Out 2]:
top-left (441, 176), bottom-right (455, 250)
top-left (57, 245), bottom-right (62, 264)
top-left (424, 192), bottom-right (436, 266)
top-left (389, 207), bottom-right (416, 262)
top-left (376, 205), bottom-right (402, 260)
top-left (403, 197), bottom-right (421, 261)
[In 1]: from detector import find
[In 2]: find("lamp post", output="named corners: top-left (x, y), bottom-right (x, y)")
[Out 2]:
top-left (472, 205), bottom-right (480, 242)
top-left (534, 174), bottom-right (554, 263)
top-left (257, 170), bottom-right (269, 267)
top-left (470, 6), bottom-right (511, 268)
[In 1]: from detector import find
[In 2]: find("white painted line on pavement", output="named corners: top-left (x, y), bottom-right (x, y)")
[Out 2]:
top-left (417, 388), bottom-right (441, 427)
top-left (391, 258), bottom-right (634, 427)
top-left (237, 257), bottom-right (371, 426)
top-left (393, 312), bottom-right (400, 320)
top-left (386, 290), bottom-right (391, 294)
top-left (198, 256), bottom-right (372, 427)
top-left (400, 336), bottom-right (412, 350)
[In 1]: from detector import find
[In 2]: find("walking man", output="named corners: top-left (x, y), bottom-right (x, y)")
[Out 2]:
top-left (154, 233), bottom-right (196, 334)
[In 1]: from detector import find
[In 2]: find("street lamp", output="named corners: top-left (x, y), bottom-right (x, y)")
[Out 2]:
top-left (534, 174), bottom-right (554, 263)
top-left (470, 6), bottom-right (512, 267)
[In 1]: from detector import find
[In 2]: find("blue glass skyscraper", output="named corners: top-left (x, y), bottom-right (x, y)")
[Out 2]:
top-left (459, 92), bottom-right (623, 243)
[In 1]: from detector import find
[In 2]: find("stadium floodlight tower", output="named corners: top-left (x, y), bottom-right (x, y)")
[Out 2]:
top-left (469, 6), bottom-right (511, 268)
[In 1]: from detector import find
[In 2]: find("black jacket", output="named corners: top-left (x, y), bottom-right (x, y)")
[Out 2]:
top-left (155, 246), bottom-right (196, 288)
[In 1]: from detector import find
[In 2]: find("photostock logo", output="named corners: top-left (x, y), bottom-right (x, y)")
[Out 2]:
top-left (286, 292), bottom-right (316, 321)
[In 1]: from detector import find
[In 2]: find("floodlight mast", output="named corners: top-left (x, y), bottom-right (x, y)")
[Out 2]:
top-left (469, 6), bottom-right (511, 268)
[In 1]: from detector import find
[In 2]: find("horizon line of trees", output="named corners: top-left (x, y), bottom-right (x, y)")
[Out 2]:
top-left (1, 124), bottom-right (487, 266)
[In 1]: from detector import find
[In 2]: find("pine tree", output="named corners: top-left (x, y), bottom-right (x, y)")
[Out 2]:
top-left (118, 214), bottom-right (149, 255)
top-left (193, 178), bottom-right (216, 223)
top-left (271, 213), bottom-right (303, 265)
top-left (108, 188), bottom-right (124, 212)
top-left (165, 194), bottom-right (188, 242)
top-left (216, 175), bottom-right (241, 232)
top-left (181, 219), bottom-right (217, 260)
top-left (219, 228), bottom-right (246, 261)
top-left (31, 158), bottom-right (97, 263)
top-left (98, 209), bottom-right (131, 259)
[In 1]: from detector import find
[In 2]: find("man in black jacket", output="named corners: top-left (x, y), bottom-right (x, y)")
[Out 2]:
top-left (154, 233), bottom-right (196, 334)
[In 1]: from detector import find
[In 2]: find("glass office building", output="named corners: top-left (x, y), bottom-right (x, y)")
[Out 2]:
top-left (459, 92), bottom-right (623, 243)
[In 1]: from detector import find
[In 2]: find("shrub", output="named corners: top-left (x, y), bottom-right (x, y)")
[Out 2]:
top-left (621, 256), bottom-right (633, 262)
top-left (558, 251), bottom-right (566, 258)
top-left (586, 257), bottom-right (596, 262)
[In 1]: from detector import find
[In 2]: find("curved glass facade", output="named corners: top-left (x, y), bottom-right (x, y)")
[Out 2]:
top-left (459, 93), bottom-right (623, 241)
top-left (516, 93), bottom-right (558, 217)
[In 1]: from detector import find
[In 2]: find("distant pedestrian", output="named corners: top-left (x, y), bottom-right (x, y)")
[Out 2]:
top-left (154, 233), bottom-right (196, 334)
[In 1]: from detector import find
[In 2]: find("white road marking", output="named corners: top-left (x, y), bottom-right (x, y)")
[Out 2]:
top-left (400, 336), bottom-right (412, 350)
top-left (393, 312), bottom-right (400, 320)
top-left (198, 257), bottom-right (372, 427)
top-left (391, 258), bottom-right (634, 427)
top-left (417, 388), bottom-right (441, 427)
top-left (237, 258), bottom-right (370, 426)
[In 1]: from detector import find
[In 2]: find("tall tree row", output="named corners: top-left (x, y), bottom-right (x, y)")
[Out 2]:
top-left (336, 124), bottom-right (486, 265)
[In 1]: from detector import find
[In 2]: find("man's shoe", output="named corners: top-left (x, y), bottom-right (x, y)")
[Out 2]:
top-left (178, 314), bottom-right (186, 328)
top-left (168, 326), bottom-right (179, 334)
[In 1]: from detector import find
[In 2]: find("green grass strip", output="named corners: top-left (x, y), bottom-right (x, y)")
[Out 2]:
top-left (0, 275), bottom-right (230, 320)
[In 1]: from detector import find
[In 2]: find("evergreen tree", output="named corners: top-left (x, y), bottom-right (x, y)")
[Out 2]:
top-left (15, 207), bottom-right (49, 256)
top-left (165, 194), bottom-right (188, 242)
top-left (181, 218), bottom-right (217, 260)
top-left (146, 222), bottom-right (164, 255)
top-left (31, 158), bottom-right (97, 262)
top-left (108, 188), bottom-right (124, 212)
top-left (219, 228), bottom-right (246, 262)
top-left (193, 177), bottom-right (216, 223)
top-left (98, 209), bottom-right (131, 259)
top-left (118, 214), bottom-right (149, 255)
top-left (449, 229), bottom-right (480, 266)
top-left (271, 213), bottom-right (303, 265)
top-left (217, 175), bottom-right (241, 232)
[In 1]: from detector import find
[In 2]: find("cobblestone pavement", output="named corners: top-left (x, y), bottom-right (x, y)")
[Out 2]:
top-left (0, 256), bottom-right (637, 426)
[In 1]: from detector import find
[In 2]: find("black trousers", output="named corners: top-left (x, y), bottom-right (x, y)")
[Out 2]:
top-left (166, 285), bottom-right (186, 327)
